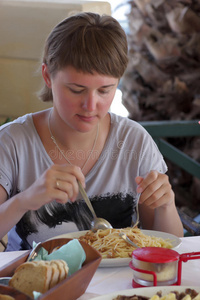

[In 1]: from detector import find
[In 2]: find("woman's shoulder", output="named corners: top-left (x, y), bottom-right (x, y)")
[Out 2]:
top-left (108, 112), bottom-right (156, 152)
top-left (109, 112), bottom-right (148, 134)
top-left (0, 113), bottom-right (36, 141)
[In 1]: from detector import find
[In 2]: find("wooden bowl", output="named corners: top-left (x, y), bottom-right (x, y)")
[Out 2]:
top-left (0, 238), bottom-right (102, 300)
top-left (0, 284), bottom-right (32, 299)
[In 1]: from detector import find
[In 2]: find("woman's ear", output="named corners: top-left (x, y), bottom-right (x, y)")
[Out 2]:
top-left (42, 63), bottom-right (52, 88)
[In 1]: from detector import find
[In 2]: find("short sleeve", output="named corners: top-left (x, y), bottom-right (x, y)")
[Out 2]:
top-left (138, 131), bottom-right (168, 177)
top-left (0, 125), bottom-right (19, 197)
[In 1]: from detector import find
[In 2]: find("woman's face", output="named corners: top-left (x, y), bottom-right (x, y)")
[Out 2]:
top-left (44, 65), bottom-right (119, 132)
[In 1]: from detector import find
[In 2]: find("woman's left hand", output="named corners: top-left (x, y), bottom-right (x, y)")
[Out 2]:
top-left (135, 170), bottom-right (174, 209)
top-left (135, 170), bottom-right (183, 236)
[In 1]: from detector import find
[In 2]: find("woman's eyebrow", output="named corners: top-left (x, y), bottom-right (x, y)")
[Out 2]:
top-left (101, 84), bottom-right (117, 88)
top-left (66, 83), bottom-right (85, 87)
top-left (67, 83), bottom-right (116, 88)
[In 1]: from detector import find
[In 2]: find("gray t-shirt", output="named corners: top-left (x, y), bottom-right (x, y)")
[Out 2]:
top-left (0, 112), bottom-right (167, 251)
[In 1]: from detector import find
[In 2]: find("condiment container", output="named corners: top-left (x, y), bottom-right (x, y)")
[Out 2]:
top-left (129, 247), bottom-right (200, 287)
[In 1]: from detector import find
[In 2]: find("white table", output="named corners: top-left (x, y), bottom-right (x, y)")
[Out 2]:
top-left (78, 236), bottom-right (200, 299)
top-left (0, 236), bottom-right (200, 299)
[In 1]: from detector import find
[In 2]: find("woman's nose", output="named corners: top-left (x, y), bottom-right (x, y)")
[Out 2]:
top-left (82, 93), bottom-right (97, 111)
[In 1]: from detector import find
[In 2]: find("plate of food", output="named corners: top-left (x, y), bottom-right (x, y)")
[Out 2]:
top-left (49, 228), bottom-right (182, 268)
top-left (90, 286), bottom-right (200, 300)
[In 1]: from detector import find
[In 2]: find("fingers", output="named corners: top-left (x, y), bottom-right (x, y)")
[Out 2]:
top-left (135, 176), bottom-right (143, 186)
top-left (45, 164), bottom-right (85, 203)
top-left (55, 180), bottom-right (73, 198)
top-left (136, 170), bottom-right (159, 195)
top-left (20, 164), bottom-right (85, 211)
top-left (135, 171), bottom-right (174, 209)
top-left (52, 164), bottom-right (85, 186)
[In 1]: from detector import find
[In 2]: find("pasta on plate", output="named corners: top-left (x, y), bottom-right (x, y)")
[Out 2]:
top-left (79, 227), bottom-right (173, 259)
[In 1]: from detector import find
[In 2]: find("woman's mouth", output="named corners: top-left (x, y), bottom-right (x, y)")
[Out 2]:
top-left (77, 115), bottom-right (96, 122)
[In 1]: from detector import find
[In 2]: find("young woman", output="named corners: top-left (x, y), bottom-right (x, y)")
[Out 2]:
top-left (0, 12), bottom-right (183, 251)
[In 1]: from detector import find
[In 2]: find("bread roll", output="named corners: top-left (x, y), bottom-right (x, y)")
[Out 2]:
top-left (9, 260), bottom-right (69, 298)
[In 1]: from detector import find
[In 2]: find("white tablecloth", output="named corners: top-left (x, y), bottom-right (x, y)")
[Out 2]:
top-left (78, 236), bottom-right (200, 299)
top-left (0, 236), bottom-right (199, 299)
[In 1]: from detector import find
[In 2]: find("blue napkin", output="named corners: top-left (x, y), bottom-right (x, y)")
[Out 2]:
top-left (45, 239), bottom-right (86, 275)
top-left (31, 239), bottom-right (86, 299)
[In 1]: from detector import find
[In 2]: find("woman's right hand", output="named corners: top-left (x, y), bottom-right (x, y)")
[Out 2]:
top-left (19, 164), bottom-right (85, 212)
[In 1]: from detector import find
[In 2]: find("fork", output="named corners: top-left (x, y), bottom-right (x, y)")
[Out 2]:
top-left (26, 242), bottom-right (42, 261)
top-left (132, 195), bottom-right (140, 228)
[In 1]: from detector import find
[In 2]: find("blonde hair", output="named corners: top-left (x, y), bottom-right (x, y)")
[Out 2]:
top-left (38, 12), bottom-right (128, 102)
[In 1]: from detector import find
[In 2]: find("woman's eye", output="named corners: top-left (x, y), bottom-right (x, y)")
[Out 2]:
top-left (99, 89), bottom-right (110, 94)
top-left (69, 88), bottom-right (84, 94)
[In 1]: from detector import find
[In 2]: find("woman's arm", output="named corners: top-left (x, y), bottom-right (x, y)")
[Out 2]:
top-left (136, 171), bottom-right (184, 237)
top-left (0, 186), bottom-right (28, 239)
top-left (0, 164), bottom-right (85, 239)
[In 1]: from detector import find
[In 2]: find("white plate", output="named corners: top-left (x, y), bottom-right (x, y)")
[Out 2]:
top-left (91, 286), bottom-right (200, 300)
top-left (49, 230), bottom-right (182, 268)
